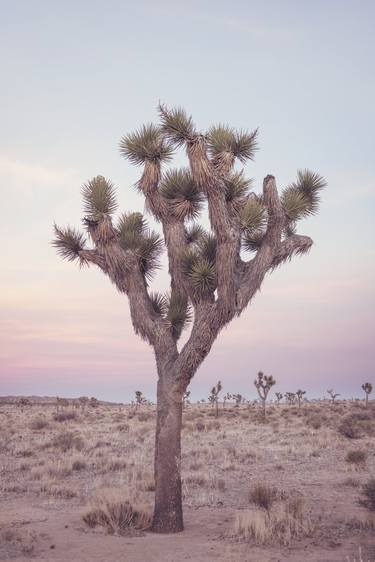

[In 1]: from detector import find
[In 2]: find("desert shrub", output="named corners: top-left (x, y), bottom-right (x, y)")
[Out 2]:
top-left (341, 477), bottom-right (361, 488)
top-left (360, 479), bottom-right (375, 511)
top-left (306, 415), bottom-right (322, 430)
top-left (137, 412), bottom-right (153, 422)
top-left (51, 431), bottom-right (85, 452)
top-left (345, 450), bottom-right (367, 465)
top-left (29, 417), bottom-right (49, 430)
top-left (82, 489), bottom-right (151, 534)
top-left (232, 497), bottom-right (312, 545)
top-left (40, 484), bottom-right (76, 499)
top-left (338, 411), bottom-right (374, 439)
top-left (249, 483), bottom-right (278, 511)
top-left (72, 459), bottom-right (87, 471)
top-left (53, 411), bottom-right (78, 422)
top-left (195, 421), bottom-right (205, 432)
top-left (116, 423), bottom-right (130, 432)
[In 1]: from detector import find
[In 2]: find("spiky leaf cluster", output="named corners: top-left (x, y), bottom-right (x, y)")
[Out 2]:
top-left (82, 176), bottom-right (118, 219)
top-left (119, 124), bottom-right (174, 165)
top-left (240, 196), bottom-right (267, 253)
top-left (185, 223), bottom-right (205, 244)
top-left (207, 125), bottom-right (258, 163)
top-left (362, 383), bottom-right (373, 394)
top-left (159, 169), bottom-right (204, 220)
top-left (224, 172), bottom-right (253, 204)
top-left (52, 225), bottom-right (87, 265)
top-left (118, 212), bottom-right (163, 279)
top-left (282, 169), bottom-right (326, 221)
top-left (181, 233), bottom-right (217, 298)
top-left (165, 293), bottom-right (192, 339)
top-left (158, 105), bottom-right (196, 147)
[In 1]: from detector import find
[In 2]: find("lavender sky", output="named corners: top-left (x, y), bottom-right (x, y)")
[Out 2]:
top-left (0, 1), bottom-right (374, 402)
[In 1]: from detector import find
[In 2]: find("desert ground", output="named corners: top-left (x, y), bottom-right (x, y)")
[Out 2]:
top-left (0, 399), bottom-right (374, 562)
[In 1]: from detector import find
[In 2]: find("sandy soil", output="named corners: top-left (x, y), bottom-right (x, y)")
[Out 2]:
top-left (0, 401), bottom-right (374, 561)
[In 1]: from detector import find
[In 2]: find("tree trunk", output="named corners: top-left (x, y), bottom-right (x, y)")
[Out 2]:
top-left (263, 399), bottom-right (266, 418)
top-left (365, 394), bottom-right (368, 408)
top-left (151, 376), bottom-right (184, 533)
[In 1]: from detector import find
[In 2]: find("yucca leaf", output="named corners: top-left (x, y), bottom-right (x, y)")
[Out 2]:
top-left (197, 233), bottom-right (217, 263)
top-left (118, 212), bottom-right (147, 237)
top-left (159, 169), bottom-right (204, 220)
top-left (207, 124), bottom-right (237, 156)
top-left (281, 187), bottom-right (311, 221)
top-left (240, 197), bottom-right (267, 232)
top-left (225, 172), bottom-right (253, 202)
top-left (188, 258), bottom-right (216, 297)
top-left (185, 223), bottom-right (205, 244)
top-left (137, 232), bottom-right (164, 279)
top-left (165, 293), bottom-right (192, 339)
top-left (149, 291), bottom-right (167, 316)
top-left (119, 124), bottom-right (174, 165)
top-left (233, 129), bottom-right (258, 162)
top-left (207, 126), bottom-right (258, 163)
top-left (287, 169), bottom-right (326, 217)
top-left (53, 225), bottom-right (87, 264)
top-left (158, 104), bottom-right (196, 147)
top-left (82, 176), bottom-right (117, 218)
top-left (242, 230), bottom-right (264, 253)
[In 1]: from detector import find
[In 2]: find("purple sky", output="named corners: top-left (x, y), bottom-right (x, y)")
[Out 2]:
top-left (0, 1), bottom-right (374, 401)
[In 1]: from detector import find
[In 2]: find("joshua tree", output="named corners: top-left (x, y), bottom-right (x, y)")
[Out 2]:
top-left (223, 392), bottom-right (232, 409)
top-left (78, 396), bottom-right (89, 411)
top-left (254, 371), bottom-right (276, 418)
top-left (209, 381), bottom-right (222, 417)
top-left (89, 396), bottom-right (99, 408)
top-left (233, 393), bottom-right (243, 407)
top-left (296, 389), bottom-right (306, 408)
top-left (17, 397), bottom-right (31, 413)
top-left (135, 390), bottom-right (147, 410)
top-left (362, 383), bottom-right (372, 408)
top-left (53, 104), bottom-right (325, 533)
top-left (56, 396), bottom-right (69, 412)
top-left (285, 392), bottom-right (296, 405)
top-left (275, 392), bottom-right (283, 405)
top-left (182, 390), bottom-right (191, 409)
top-left (327, 389), bottom-right (340, 404)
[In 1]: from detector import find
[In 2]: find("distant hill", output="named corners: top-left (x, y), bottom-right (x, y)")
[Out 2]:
top-left (0, 395), bottom-right (123, 406)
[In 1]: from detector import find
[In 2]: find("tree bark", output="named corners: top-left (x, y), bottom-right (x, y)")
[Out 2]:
top-left (151, 376), bottom-right (184, 533)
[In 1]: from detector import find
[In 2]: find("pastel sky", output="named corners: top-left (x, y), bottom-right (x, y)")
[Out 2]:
top-left (1, 0), bottom-right (374, 402)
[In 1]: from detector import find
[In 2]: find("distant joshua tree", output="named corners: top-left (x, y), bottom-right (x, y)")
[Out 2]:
top-left (209, 381), bottom-right (222, 417)
top-left (254, 371), bottom-right (276, 418)
top-left (135, 391), bottom-right (147, 410)
top-left (78, 396), bottom-right (89, 411)
top-left (285, 392), bottom-right (296, 406)
top-left (89, 397), bottom-right (99, 408)
top-left (296, 389), bottom-right (306, 409)
top-left (327, 389), bottom-right (340, 405)
top-left (53, 104), bottom-right (325, 533)
top-left (223, 392), bottom-right (232, 409)
top-left (233, 393), bottom-right (243, 407)
top-left (17, 398), bottom-right (31, 413)
top-left (362, 383), bottom-right (373, 408)
top-left (182, 390), bottom-right (191, 409)
top-left (56, 396), bottom-right (69, 412)
top-left (275, 392), bottom-right (283, 405)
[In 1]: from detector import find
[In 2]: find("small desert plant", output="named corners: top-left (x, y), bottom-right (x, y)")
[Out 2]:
top-left (29, 417), bottom-right (49, 430)
top-left (296, 389), bottom-right (306, 408)
top-left (232, 496), bottom-right (312, 545)
top-left (82, 489), bottom-right (151, 534)
top-left (285, 392), bottom-right (296, 405)
top-left (327, 389), bottom-right (340, 404)
top-left (362, 382), bottom-right (372, 408)
top-left (275, 392), bottom-right (283, 404)
top-left (53, 411), bottom-right (77, 422)
top-left (254, 371), bottom-right (275, 418)
top-left (360, 478), bottom-right (375, 511)
top-left (345, 450), bottom-right (367, 466)
top-left (51, 431), bottom-right (85, 452)
top-left (249, 483), bottom-right (277, 511)
top-left (208, 381), bottom-right (222, 418)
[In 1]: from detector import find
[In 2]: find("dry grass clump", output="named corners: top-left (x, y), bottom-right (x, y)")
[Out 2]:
top-left (345, 450), bottom-right (367, 466)
top-left (51, 431), bottom-right (85, 452)
top-left (0, 525), bottom-right (37, 556)
top-left (82, 488), bottom-right (151, 535)
top-left (29, 417), bottom-right (49, 430)
top-left (360, 478), bottom-right (375, 511)
top-left (249, 483), bottom-right (279, 511)
top-left (53, 411), bottom-right (78, 422)
top-left (338, 412), bottom-right (373, 439)
top-left (232, 496), bottom-right (312, 545)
